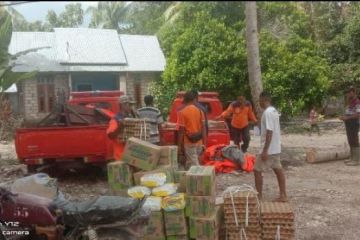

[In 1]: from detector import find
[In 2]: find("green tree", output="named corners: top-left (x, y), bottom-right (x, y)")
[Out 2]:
top-left (87, 2), bottom-right (130, 32)
top-left (161, 12), bottom-right (247, 105)
top-left (8, 6), bottom-right (49, 31)
top-left (124, 2), bottom-right (173, 34)
top-left (46, 3), bottom-right (83, 28)
top-left (260, 33), bottom-right (330, 115)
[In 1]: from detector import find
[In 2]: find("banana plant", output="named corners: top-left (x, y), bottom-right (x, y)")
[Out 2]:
top-left (0, 8), bottom-right (48, 93)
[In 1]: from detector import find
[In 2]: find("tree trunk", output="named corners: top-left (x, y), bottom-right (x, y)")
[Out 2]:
top-left (245, 1), bottom-right (263, 119)
top-left (306, 147), bottom-right (350, 164)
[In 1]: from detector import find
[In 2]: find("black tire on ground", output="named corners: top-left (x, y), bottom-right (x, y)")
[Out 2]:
top-left (26, 165), bottom-right (38, 174)
top-left (96, 229), bottom-right (134, 240)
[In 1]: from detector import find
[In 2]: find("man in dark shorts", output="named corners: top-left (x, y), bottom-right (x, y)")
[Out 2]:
top-left (216, 96), bottom-right (257, 152)
top-left (340, 86), bottom-right (360, 166)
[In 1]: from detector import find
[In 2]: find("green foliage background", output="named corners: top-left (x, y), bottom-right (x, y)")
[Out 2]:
top-left (6, 1), bottom-right (360, 117)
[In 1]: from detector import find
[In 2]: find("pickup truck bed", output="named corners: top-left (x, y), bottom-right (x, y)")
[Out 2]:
top-left (160, 121), bottom-right (230, 147)
top-left (15, 125), bottom-right (112, 166)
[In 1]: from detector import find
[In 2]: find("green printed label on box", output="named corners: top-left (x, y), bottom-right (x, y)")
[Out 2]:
top-left (189, 206), bottom-right (223, 239)
top-left (186, 166), bottom-right (215, 196)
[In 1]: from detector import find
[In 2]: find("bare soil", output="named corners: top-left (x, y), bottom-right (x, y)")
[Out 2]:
top-left (0, 127), bottom-right (359, 240)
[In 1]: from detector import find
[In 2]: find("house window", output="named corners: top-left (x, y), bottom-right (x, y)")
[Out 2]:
top-left (77, 84), bottom-right (92, 91)
top-left (37, 76), bottom-right (55, 113)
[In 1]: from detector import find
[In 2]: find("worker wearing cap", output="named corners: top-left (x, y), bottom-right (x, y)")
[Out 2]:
top-left (340, 86), bottom-right (360, 166)
top-left (106, 95), bottom-right (136, 160)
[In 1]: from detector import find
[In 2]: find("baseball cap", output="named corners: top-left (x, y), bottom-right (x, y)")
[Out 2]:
top-left (119, 95), bottom-right (136, 104)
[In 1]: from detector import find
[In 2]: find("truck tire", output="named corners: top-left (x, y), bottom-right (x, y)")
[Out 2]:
top-left (96, 229), bottom-right (134, 240)
top-left (26, 165), bottom-right (37, 175)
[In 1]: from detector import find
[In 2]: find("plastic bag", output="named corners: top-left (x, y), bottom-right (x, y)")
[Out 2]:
top-left (140, 173), bottom-right (167, 188)
top-left (152, 183), bottom-right (178, 197)
top-left (127, 186), bottom-right (151, 199)
top-left (11, 173), bottom-right (58, 200)
top-left (143, 196), bottom-right (162, 211)
top-left (162, 193), bottom-right (186, 211)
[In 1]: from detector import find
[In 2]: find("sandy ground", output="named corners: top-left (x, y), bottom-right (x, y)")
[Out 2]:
top-left (0, 127), bottom-right (359, 240)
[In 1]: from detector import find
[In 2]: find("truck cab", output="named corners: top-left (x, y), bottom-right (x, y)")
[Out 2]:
top-left (167, 91), bottom-right (224, 122)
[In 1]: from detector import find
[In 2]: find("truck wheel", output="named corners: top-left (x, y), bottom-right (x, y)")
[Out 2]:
top-left (96, 229), bottom-right (134, 240)
top-left (26, 165), bottom-right (38, 174)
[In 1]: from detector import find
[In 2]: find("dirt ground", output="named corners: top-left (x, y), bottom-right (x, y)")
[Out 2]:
top-left (1, 127), bottom-right (359, 240)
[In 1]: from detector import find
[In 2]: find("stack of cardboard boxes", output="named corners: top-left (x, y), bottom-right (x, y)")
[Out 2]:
top-left (107, 138), bottom-right (226, 240)
top-left (186, 166), bottom-right (223, 240)
top-left (107, 137), bottom-right (188, 240)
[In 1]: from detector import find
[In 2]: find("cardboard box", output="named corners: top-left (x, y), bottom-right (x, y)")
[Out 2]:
top-left (122, 137), bottom-right (161, 171)
top-left (185, 194), bottom-right (216, 218)
top-left (186, 166), bottom-right (215, 196)
top-left (141, 210), bottom-right (166, 240)
top-left (166, 235), bottom-right (189, 240)
top-left (107, 161), bottom-right (134, 192)
top-left (164, 210), bottom-right (187, 236)
top-left (173, 171), bottom-right (187, 193)
top-left (189, 206), bottom-right (223, 240)
top-left (133, 165), bottom-right (174, 186)
top-left (159, 146), bottom-right (178, 169)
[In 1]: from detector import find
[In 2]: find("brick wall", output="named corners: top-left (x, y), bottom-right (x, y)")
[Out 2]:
top-left (20, 74), bottom-right (69, 120)
top-left (20, 72), bottom-right (159, 120)
top-left (125, 72), bottom-right (158, 108)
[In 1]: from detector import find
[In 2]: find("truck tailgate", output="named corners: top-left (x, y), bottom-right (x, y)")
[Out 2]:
top-left (160, 121), bottom-right (230, 147)
top-left (15, 125), bottom-right (109, 161)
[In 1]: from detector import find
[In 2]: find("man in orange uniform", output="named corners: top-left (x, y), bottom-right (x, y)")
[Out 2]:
top-left (106, 95), bottom-right (135, 160)
top-left (178, 91), bottom-right (207, 169)
top-left (216, 96), bottom-right (257, 152)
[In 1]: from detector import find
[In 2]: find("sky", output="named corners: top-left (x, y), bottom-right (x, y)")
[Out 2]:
top-left (11, 1), bottom-right (99, 26)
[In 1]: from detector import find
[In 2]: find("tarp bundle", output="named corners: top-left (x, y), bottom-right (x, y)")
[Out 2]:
top-left (202, 144), bottom-right (256, 173)
top-left (52, 194), bottom-right (147, 227)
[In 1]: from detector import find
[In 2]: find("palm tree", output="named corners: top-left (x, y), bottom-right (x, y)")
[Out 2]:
top-left (245, 1), bottom-right (263, 118)
top-left (87, 2), bottom-right (131, 32)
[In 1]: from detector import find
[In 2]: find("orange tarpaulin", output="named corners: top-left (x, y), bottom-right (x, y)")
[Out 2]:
top-left (202, 144), bottom-right (255, 173)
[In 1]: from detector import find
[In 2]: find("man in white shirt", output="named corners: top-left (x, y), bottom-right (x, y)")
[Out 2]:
top-left (254, 91), bottom-right (288, 202)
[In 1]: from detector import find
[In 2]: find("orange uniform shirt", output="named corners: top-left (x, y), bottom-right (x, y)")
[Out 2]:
top-left (221, 103), bottom-right (257, 129)
top-left (178, 104), bottom-right (205, 145)
top-left (106, 118), bottom-right (124, 160)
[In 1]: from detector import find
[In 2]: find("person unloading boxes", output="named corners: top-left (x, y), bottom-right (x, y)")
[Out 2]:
top-left (106, 95), bottom-right (136, 160)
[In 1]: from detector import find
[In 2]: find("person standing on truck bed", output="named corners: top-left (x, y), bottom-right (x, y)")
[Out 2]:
top-left (216, 96), bottom-right (257, 152)
top-left (177, 91), bottom-right (207, 169)
top-left (137, 95), bottom-right (164, 145)
top-left (106, 95), bottom-right (136, 160)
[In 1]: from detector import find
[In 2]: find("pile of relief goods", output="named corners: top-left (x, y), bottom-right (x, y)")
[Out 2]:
top-left (107, 137), bottom-right (223, 239)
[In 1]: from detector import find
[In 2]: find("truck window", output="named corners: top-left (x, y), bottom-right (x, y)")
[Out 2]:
top-left (199, 102), bottom-right (212, 114)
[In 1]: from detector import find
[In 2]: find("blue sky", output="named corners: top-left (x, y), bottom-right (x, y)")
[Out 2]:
top-left (12, 1), bottom-right (99, 26)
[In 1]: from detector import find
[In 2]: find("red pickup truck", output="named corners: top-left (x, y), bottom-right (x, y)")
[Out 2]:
top-left (15, 91), bottom-right (230, 172)
top-left (160, 91), bottom-right (230, 146)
